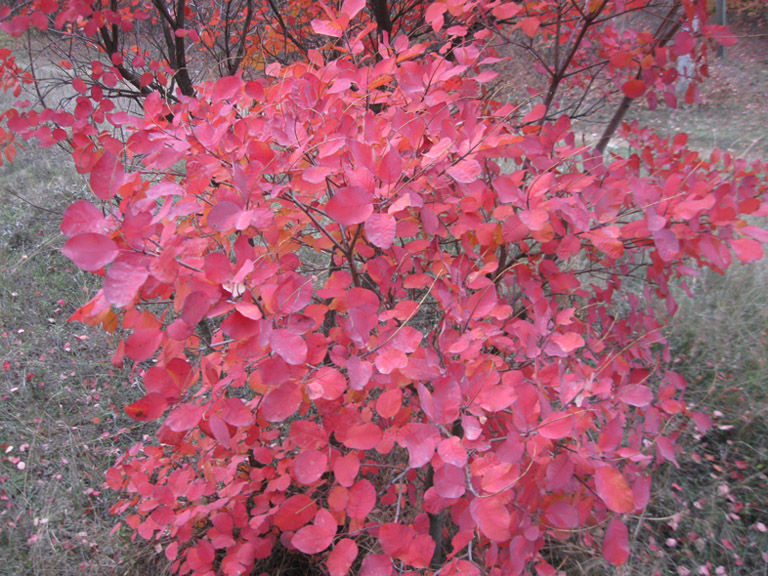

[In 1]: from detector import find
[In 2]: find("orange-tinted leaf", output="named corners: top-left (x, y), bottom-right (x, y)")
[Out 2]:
top-left (124, 328), bottom-right (163, 361)
top-left (520, 17), bottom-right (540, 37)
top-left (609, 51), bottom-right (633, 68)
top-left (125, 392), bottom-right (167, 421)
top-left (595, 467), bottom-right (634, 513)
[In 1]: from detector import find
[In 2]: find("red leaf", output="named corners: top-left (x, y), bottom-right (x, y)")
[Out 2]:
top-left (294, 449), bottom-right (328, 485)
top-left (653, 228), bottom-right (680, 261)
top-left (187, 539), bottom-right (215, 573)
top-left (292, 509), bottom-right (336, 554)
top-left (346, 479), bottom-right (376, 519)
top-left (610, 51), bottom-right (633, 68)
top-left (342, 422), bottom-right (382, 450)
top-left (434, 464), bottom-right (466, 498)
top-left (360, 554), bottom-right (392, 576)
top-left (90, 151), bottom-right (125, 200)
top-left (397, 423), bottom-right (440, 468)
top-left (538, 411), bottom-right (574, 440)
top-left (437, 437), bottom-right (468, 467)
top-left (125, 392), bottom-right (167, 421)
top-left (307, 367), bottom-right (346, 401)
top-left (544, 501), bottom-right (579, 529)
top-left (327, 539), bottom-right (358, 576)
top-left (273, 495), bottom-right (317, 531)
top-left (520, 17), bottom-right (540, 37)
top-left (730, 237), bottom-right (763, 263)
top-left (333, 452), bottom-right (360, 487)
top-left (124, 328), bottom-right (163, 361)
top-left (208, 201), bottom-right (243, 233)
top-left (365, 213), bottom-right (397, 249)
top-left (621, 79), bottom-right (646, 99)
top-left (165, 403), bottom-right (203, 432)
top-left (546, 332), bottom-right (585, 357)
top-left (673, 30), bottom-right (695, 56)
top-left (104, 261), bottom-right (148, 307)
top-left (261, 382), bottom-right (302, 422)
top-left (603, 518), bottom-right (630, 566)
top-left (62, 233), bottom-right (118, 271)
top-left (595, 467), bottom-right (635, 513)
top-left (271, 329), bottom-right (307, 365)
top-left (375, 388), bottom-right (402, 418)
top-left (618, 385), bottom-right (653, 407)
top-left (326, 187), bottom-right (373, 226)
top-left (470, 496), bottom-right (510, 542)
top-left (219, 398), bottom-right (253, 426)
top-left (379, 522), bottom-right (414, 557)
top-left (523, 104), bottom-right (546, 124)
top-left (61, 200), bottom-right (105, 236)
top-left (446, 159), bottom-right (481, 184)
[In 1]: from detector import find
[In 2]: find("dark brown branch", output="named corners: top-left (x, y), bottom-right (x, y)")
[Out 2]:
top-left (595, 1), bottom-right (684, 153)
top-left (370, 0), bottom-right (393, 37)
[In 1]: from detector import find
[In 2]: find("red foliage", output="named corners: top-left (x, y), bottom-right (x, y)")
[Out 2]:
top-left (2, 0), bottom-right (767, 574)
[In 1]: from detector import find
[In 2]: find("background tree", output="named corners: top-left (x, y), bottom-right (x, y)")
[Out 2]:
top-left (0, 1), bottom-right (763, 575)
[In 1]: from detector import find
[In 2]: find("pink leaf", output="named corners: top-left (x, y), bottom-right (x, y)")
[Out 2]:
top-left (326, 187), bottom-right (373, 226)
top-left (62, 233), bottom-right (118, 271)
top-left (538, 412), bottom-right (574, 440)
top-left (470, 496), bottom-right (510, 542)
top-left (292, 522), bottom-right (334, 555)
top-left (165, 403), bottom-right (204, 432)
top-left (360, 554), bottom-right (392, 576)
top-left (294, 449), bottom-right (328, 485)
top-left (271, 329), bottom-right (307, 365)
top-left (327, 539), bottom-right (358, 576)
top-left (343, 422), bottom-right (382, 451)
top-left (261, 383), bottom-right (302, 422)
top-left (346, 479), bottom-right (376, 519)
top-left (90, 151), bottom-right (125, 200)
top-left (104, 261), bottom-right (148, 307)
top-left (365, 213), bottom-right (397, 249)
top-left (219, 398), bottom-right (253, 427)
top-left (603, 518), bottom-right (630, 566)
top-left (61, 200), bottom-right (105, 236)
top-left (446, 159), bottom-right (481, 183)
